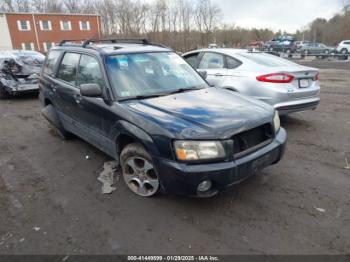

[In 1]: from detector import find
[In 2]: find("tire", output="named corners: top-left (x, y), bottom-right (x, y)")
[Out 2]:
top-left (120, 142), bottom-right (160, 197)
top-left (0, 83), bottom-right (9, 99)
top-left (41, 104), bottom-right (72, 140)
top-left (341, 48), bottom-right (348, 54)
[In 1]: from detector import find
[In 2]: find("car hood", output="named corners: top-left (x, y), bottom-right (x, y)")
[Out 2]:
top-left (122, 88), bottom-right (274, 139)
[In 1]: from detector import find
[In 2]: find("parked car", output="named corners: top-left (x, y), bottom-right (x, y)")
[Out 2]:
top-left (298, 43), bottom-right (335, 54)
top-left (295, 41), bottom-right (311, 49)
top-left (183, 49), bottom-right (320, 115)
top-left (0, 50), bottom-right (44, 98)
top-left (39, 39), bottom-right (286, 198)
top-left (336, 40), bottom-right (350, 54)
top-left (264, 35), bottom-right (296, 53)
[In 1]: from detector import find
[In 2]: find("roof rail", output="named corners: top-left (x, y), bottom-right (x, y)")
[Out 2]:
top-left (58, 39), bottom-right (85, 46)
top-left (82, 38), bottom-right (150, 47)
top-left (81, 38), bottom-right (170, 49)
top-left (58, 38), bottom-right (171, 50)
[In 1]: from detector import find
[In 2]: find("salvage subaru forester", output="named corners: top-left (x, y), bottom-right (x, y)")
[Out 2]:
top-left (39, 39), bottom-right (287, 197)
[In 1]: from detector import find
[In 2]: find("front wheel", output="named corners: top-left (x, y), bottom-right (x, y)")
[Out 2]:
top-left (120, 143), bottom-right (160, 197)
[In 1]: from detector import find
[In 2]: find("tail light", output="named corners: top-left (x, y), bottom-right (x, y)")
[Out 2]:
top-left (256, 73), bottom-right (294, 83)
top-left (313, 72), bottom-right (320, 81)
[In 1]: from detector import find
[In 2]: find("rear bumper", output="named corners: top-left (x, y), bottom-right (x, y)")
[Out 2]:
top-left (153, 128), bottom-right (287, 197)
top-left (274, 97), bottom-right (320, 115)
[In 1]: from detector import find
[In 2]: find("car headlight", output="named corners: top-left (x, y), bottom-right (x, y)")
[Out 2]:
top-left (273, 110), bottom-right (280, 133)
top-left (174, 140), bottom-right (227, 161)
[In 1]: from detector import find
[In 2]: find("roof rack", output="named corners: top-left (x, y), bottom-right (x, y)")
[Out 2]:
top-left (82, 38), bottom-right (170, 49)
top-left (58, 38), bottom-right (171, 50)
top-left (82, 38), bottom-right (150, 47)
top-left (58, 39), bottom-right (85, 46)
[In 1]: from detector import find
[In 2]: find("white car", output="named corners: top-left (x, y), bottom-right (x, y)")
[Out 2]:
top-left (183, 49), bottom-right (320, 115)
top-left (336, 40), bottom-right (350, 54)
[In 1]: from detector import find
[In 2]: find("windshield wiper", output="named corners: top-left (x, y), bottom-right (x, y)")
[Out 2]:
top-left (119, 87), bottom-right (203, 102)
top-left (168, 87), bottom-right (201, 95)
top-left (118, 94), bottom-right (162, 102)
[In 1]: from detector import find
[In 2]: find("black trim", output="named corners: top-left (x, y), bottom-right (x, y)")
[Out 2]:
top-left (276, 101), bottom-right (319, 111)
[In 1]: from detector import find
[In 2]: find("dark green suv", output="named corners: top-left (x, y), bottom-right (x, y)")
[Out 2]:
top-left (40, 39), bottom-right (286, 198)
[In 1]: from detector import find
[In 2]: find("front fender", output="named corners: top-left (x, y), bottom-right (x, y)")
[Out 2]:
top-left (115, 120), bottom-right (160, 157)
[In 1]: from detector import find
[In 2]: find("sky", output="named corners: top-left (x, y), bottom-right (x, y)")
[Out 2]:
top-left (212, 0), bottom-right (344, 32)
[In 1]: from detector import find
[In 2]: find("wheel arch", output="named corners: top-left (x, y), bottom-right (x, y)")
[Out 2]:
top-left (115, 120), bottom-right (159, 162)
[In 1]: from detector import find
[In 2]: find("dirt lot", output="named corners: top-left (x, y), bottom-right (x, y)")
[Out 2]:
top-left (0, 61), bottom-right (349, 255)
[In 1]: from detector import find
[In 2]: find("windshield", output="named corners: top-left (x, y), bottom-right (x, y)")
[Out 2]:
top-left (106, 52), bottom-right (207, 98)
top-left (238, 52), bottom-right (299, 67)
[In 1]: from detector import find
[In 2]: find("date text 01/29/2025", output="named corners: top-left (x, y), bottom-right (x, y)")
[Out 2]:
top-left (127, 255), bottom-right (220, 261)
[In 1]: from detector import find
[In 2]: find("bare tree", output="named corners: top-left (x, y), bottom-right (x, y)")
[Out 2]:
top-left (63, 0), bottom-right (80, 13)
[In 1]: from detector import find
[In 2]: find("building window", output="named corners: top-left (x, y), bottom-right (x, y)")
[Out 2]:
top-left (39, 20), bottom-right (52, 31)
top-left (79, 21), bottom-right (90, 31)
top-left (21, 43), bottom-right (34, 50)
top-left (60, 21), bottom-right (72, 31)
top-left (17, 20), bottom-right (31, 31)
top-left (43, 42), bottom-right (55, 52)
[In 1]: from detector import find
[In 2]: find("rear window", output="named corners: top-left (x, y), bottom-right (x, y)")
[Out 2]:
top-left (237, 52), bottom-right (298, 67)
top-left (43, 50), bottom-right (61, 76)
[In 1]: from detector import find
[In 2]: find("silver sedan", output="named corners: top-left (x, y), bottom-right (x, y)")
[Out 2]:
top-left (183, 49), bottom-right (320, 115)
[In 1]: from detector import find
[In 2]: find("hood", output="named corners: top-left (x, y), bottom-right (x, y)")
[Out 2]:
top-left (123, 88), bottom-right (274, 139)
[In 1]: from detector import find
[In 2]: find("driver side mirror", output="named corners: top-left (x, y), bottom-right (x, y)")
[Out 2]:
top-left (80, 83), bottom-right (102, 98)
top-left (198, 70), bottom-right (207, 80)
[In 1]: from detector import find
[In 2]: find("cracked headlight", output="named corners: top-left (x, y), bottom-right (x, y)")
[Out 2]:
top-left (274, 110), bottom-right (280, 133)
top-left (174, 140), bottom-right (227, 161)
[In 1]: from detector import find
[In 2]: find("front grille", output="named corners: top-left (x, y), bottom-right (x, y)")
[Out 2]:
top-left (232, 123), bottom-right (274, 158)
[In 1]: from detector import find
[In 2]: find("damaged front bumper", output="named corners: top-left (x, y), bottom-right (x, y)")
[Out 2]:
top-left (153, 128), bottom-right (287, 197)
top-left (1, 78), bottom-right (39, 95)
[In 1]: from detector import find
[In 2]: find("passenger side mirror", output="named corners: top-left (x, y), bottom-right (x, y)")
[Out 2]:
top-left (80, 83), bottom-right (102, 98)
top-left (198, 70), bottom-right (207, 80)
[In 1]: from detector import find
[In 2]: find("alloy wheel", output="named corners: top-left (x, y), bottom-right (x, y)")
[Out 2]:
top-left (123, 156), bottom-right (159, 197)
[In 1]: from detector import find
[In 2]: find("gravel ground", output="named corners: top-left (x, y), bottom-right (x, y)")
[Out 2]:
top-left (0, 61), bottom-right (349, 255)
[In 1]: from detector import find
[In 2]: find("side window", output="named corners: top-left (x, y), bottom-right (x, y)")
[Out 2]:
top-left (184, 53), bottom-right (200, 68)
top-left (57, 53), bottom-right (80, 85)
top-left (344, 41), bottom-right (350, 45)
top-left (77, 55), bottom-right (105, 88)
top-left (226, 56), bottom-right (241, 69)
top-left (43, 50), bottom-right (61, 76)
top-left (198, 52), bottom-right (225, 69)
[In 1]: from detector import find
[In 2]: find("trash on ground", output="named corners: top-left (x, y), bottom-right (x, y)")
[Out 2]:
top-left (33, 226), bottom-right (41, 232)
top-left (344, 158), bottom-right (350, 170)
top-left (97, 161), bottom-right (118, 194)
top-left (314, 207), bottom-right (326, 213)
top-left (0, 233), bottom-right (13, 242)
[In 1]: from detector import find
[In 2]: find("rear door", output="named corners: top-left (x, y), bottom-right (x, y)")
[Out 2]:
top-left (54, 52), bottom-right (81, 126)
top-left (197, 52), bottom-right (228, 87)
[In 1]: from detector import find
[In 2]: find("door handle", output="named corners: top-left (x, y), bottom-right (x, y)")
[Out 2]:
top-left (74, 94), bottom-right (82, 103)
